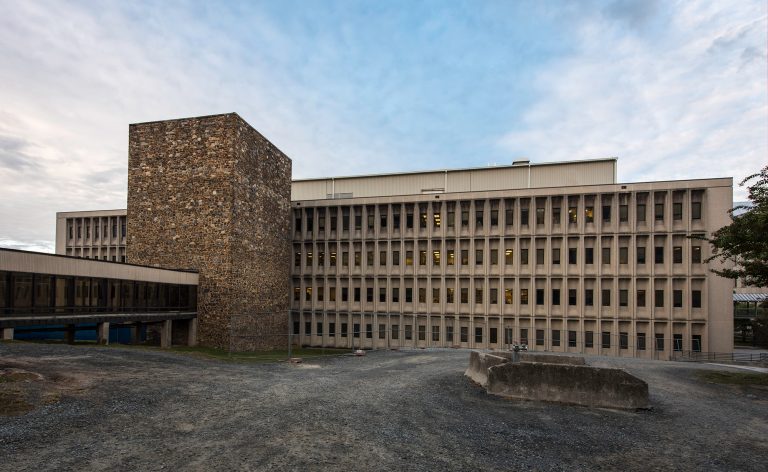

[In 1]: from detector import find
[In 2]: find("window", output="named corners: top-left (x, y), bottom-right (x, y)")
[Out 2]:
top-left (655, 203), bottom-right (664, 221)
top-left (490, 249), bottom-right (498, 265)
top-left (293, 287), bottom-right (300, 301)
top-left (380, 211), bottom-right (387, 229)
top-left (447, 211), bottom-right (454, 228)
top-left (504, 288), bottom-right (513, 304)
top-left (520, 288), bottom-right (528, 305)
top-left (461, 250), bottom-right (469, 265)
top-left (432, 325), bottom-right (440, 341)
top-left (405, 325), bottom-right (412, 340)
top-left (552, 330), bottom-right (560, 347)
top-left (655, 333), bottom-right (664, 351)
top-left (391, 324), bottom-right (399, 340)
top-left (520, 328), bottom-right (528, 345)
top-left (536, 288), bottom-right (544, 305)
top-left (367, 251), bottom-right (374, 266)
top-left (367, 212), bottom-right (374, 230)
top-left (447, 250), bottom-right (455, 266)
top-left (552, 247), bottom-right (560, 265)
top-left (692, 334), bottom-right (702, 352)
top-left (379, 287), bottom-right (386, 303)
top-left (343, 210), bottom-right (350, 231)
top-left (405, 251), bottom-right (413, 266)
top-left (406, 211), bottom-right (413, 229)
top-left (328, 322), bottom-right (336, 336)
top-left (475, 287), bottom-right (483, 304)
top-left (673, 334), bottom-right (683, 352)
top-left (655, 289), bottom-right (664, 308)
top-left (419, 250), bottom-right (427, 265)
top-left (379, 324), bottom-right (387, 339)
top-left (294, 252), bottom-right (301, 267)
top-left (568, 248), bottom-right (577, 264)
top-left (475, 249), bottom-right (483, 265)
top-left (637, 289), bottom-right (646, 307)
top-left (461, 208), bottom-right (469, 226)
top-left (367, 287), bottom-right (374, 302)
top-left (461, 288), bottom-right (468, 304)
top-left (637, 246), bottom-right (646, 264)
top-left (673, 290), bottom-right (682, 308)
top-left (637, 333), bottom-right (646, 351)
top-left (673, 246), bottom-right (682, 264)
top-left (602, 205), bottom-right (611, 222)
top-left (692, 290), bottom-right (702, 308)
top-left (355, 251), bottom-right (361, 266)
top-left (602, 247), bottom-right (611, 264)
top-left (585, 289), bottom-right (594, 306)
top-left (305, 322), bottom-right (311, 336)
top-left (490, 288), bottom-right (498, 305)
top-left (637, 203), bottom-right (646, 222)
top-left (535, 329), bottom-right (544, 346)
top-left (433, 250), bottom-right (441, 266)
top-left (490, 210), bottom-right (498, 226)
top-left (316, 321), bottom-right (324, 336)
top-left (520, 208), bottom-right (529, 226)
top-left (446, 287), bottom-right (454, 303)
top-left (505, 249), bottom-right (513, 265)
top-left (568, 289), bottom-right (577, 306)
top-left (393, 250), bottom-right (400, 266)
top-left (691, 202), bottom-right (702, 220)
top-left (602, 289), bottom-right (611, 306)
top-left (536, 208), bottom-right (545, 225)
top-left (619, 204), bottom-right (628, 222)
top-left (552, 207), bottom-right (561, 225)
top-left (568, 207), bottom-right (577, 224)
top-left (379, 251), bottom-right (386, 266)
top-left (405, 287), bottom-right (412, 303)
top-left (392, 287), bottom-right (399, 302)
top-left (619, 289), bottom-right (628, 307)
top-left (475, 327), bottom-right (483, 343)
top-left (420, 209), bottom-right (427, 228)
top-left (505, 208), bottom-right (514, 226)
top-left (536, 249), bottom-right (544, 265)
top-left (489, 327), bottom-right (498, 344)
top-left (620, 332), bottom-right (629, 350)
top-left (655, 246), bottom-right (664, 264)
top-left (692, 246), bottom-right (702, 263)
top-left (318, 251), bottom-right (325, 267)
top-left (432, 288), bottom-right (440, 303)
top-left (585, 206), bottom-right (594, 223)
top-left (305, 287), bottom-right (312, 301)
top-left (504, 328), bottom-right (513, 345)
top-left (342, 287), bottom-right (349, 301)
top-left (585, 247), bottom-right (594, 265)
top-left (619, 247), bottom-right (628, 264)
top-left (585, 331), bottom-right (594, 348)
top-left (601, 331), bottom-right (611, 349)
top-left (433, 212), bottom-right (441, 228)
top-left (673, 202), bottom-right (682, 220)
top-left (521, 248), bottom-right (528, 265)
top-left (568, 330), bottom-right (577, 347)
top-left (306, 251), bottom-right (313, 267)
top-left (552, 289), bottom-right (560, 305)
top-left (460, 326), bottom-right (468, 343)
top-left (419, 288), bottom-right (426, 304)
top-left (354, 287), bottom-right (361, 302)
top-left (475, 210), bottom-right (483, 228)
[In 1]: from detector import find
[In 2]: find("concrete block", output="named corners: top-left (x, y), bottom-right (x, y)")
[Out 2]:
top-left (1, 327), bottom-right (13, 341)
top-left (465, 351), bottom-right (510, 388)
top-left (519, 352), bottom-right (586, 365)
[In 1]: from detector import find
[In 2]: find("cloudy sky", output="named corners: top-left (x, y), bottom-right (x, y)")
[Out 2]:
top-left (0, 0), bottom-right (765, 252)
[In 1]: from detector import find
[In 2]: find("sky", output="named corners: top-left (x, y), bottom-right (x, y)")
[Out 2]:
top-left (0, 0), bottom-right (766, 252)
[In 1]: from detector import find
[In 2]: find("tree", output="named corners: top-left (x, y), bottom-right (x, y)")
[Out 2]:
top-left (702, 166), bottom-right (768, 287)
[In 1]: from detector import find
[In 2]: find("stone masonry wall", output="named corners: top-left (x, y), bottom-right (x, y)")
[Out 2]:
top-left (127, 113), bottom-right (291, 349)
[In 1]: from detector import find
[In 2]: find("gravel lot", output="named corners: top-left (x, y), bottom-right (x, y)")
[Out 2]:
top-left (1, 342), bottom-right (767, 471)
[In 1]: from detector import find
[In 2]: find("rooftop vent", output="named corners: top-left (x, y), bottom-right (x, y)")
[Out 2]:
top-left (512, 159), bottom-right (531, 166)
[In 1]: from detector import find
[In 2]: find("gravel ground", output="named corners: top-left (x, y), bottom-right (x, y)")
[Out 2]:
top-left (0, 342), bottom-right (766, 472)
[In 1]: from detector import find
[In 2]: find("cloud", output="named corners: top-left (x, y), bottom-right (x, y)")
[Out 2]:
top-left (497, 1), bottom-right (767, 200)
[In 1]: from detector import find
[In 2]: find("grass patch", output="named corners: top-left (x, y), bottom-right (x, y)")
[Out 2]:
top-left (698, 370), bottom-right (768, 386)
top-left (169, 345), bottom-right (350, 362)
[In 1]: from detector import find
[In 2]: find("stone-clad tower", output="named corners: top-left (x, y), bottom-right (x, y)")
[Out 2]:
top-left (127, 113), bottom-right (292, 349)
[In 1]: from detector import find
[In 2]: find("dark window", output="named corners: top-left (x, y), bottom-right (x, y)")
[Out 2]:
top-left (535, 208), bottom-right (544, 225)
top-left (673, 290), bottom-right (683, 308)
top-left (520, 328), bottom-right (528, 345)
top-left (692, 334), bottom-right (702, 352)
top-left (475, 209), bottom-right (484, 228)
top-left (552, 330), bottom-right (560, 347)
top-left (585, 289), bottom-right (594, 306)
top-left (568, 248), bottom-right (577, 264)
top-left (601, 289), bottom-right (610, 307)
top-left (447, 326), bottom-right (454, 342)
top-left (379, 287), bottom-right (386, 303)
top-left (405, 287), bottom-right (412, 303)
top-left (619, 332), bottom-right (629, 350)
top-left (619, 204), bottom-right (628, 222)
top-left (637, 289), bottom-right (646, 307)
top-left (692, 290), bottom-right (702, 308)
top-left (490, 210), bottom-right (498, 226)
top-left (637, 246), bottom-right (646, 264)
top-left (379, 324), bottom-right (386, 339)
top-left (520, 208), bottom-right (529, 226)
top-left (673, 202), bottom-right (683, 220)
top-left (460, 326), bottom-right (468, 343)
top-left (619, 289), bottom-right (628, 307)
top-left (391, 324), bottom-right (399, 340)
top-left (673, 246), bottom-right (682, 264)
top-left (305, 321), bottom-right (311, 336)
top-left (520, 288), bottom-right (528, 305)
top-left (505, 208), bottom-right (514, 226)
top-left (568, 289), bottom-right (577, 306)
top-left (366, 324), bottom-right (373, 339)
top-left (329, 322), bottom-right (336, 336)
top-left (692, 246), bottom-right (702, 263)
top-left (655, 289), bottom-right (664, 307)
top-left (585, 247), bottom-right (594, 264)
top-left (489, 327), bottom-right (498, 344)
top-left (655, 246), bottom-right (664, 264)
top-left (602, 247), bottom-right (611, 264)
top-left (673, 334), bottom-right (683, 352)
top-left (602, 205), bottom-right (611, 222)
top-left (619, 247), bottom-right (628, 264)
top-left (536, 288), bottom-right (544, 305)
top-left (655, 203), bottom-right (664, 221)
top-left (367, 287), bottom-right (373, 303)
top-left (637, 333), bottom-right (646, 350)
top-left (475, 327), bottom-right (483, 343)
top-left (535, 329), bottom-right (544, 346)
top-left (637, 203), bottom-right (646, 222)
top-left (568, 330), bottom-right (577, 347)
top-left (354, 287), bottom-right (361, 302)
top-left (521, 248), bottom-right (529, 265)
top-left (601, 331), bottom-right (611, 349)
top-left (536, 249), bottom-right (544, 265)
top-left (432, 325), bottom-right (439, 341)
top-left (405, 325), bottom-right (412, 340)
top-left (552, 289), bottom-right (560, 305)
top-left (655, 333), bottom-right (664, 351)
top-left (691, 202), bottom-right (702, 220)
top-left (552, 247), bottom-right (560, 265)
top-left (585, 331), bottom-right (594, 348)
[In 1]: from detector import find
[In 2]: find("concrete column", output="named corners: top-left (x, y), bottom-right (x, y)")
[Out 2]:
top-left (1, 327), bottom-right (13, 341)
top-left (65, 324), bottom-right (76, 344)
top-left (187, 318), bottom-right (198, 347)
top-left (131, 322), bottom-right (142, 345)
top-left (96, 322), bottom-right (110, 345)
top-left (160, 320), bottom-right (172, 348)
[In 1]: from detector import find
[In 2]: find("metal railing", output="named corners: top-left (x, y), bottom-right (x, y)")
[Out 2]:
top-left (671, 350), bottom-right (768, 364)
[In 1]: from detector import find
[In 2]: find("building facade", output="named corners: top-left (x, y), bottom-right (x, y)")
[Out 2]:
top-left (50, 114), bottom-right (735, 357)
top-left (55, 209), bottom-right (127, 262)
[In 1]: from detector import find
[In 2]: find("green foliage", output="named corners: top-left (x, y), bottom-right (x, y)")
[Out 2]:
top-left (702, 166), bottom-right (768, 287)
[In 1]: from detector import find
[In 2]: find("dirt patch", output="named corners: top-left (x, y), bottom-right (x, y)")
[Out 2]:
top-left (0, 363), bottom-right (93, 417)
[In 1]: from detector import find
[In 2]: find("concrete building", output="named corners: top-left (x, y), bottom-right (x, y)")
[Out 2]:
top-left (46, 113), bottom-right (735, 357)
top-left (55, 209), bottom-right (127, 261)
